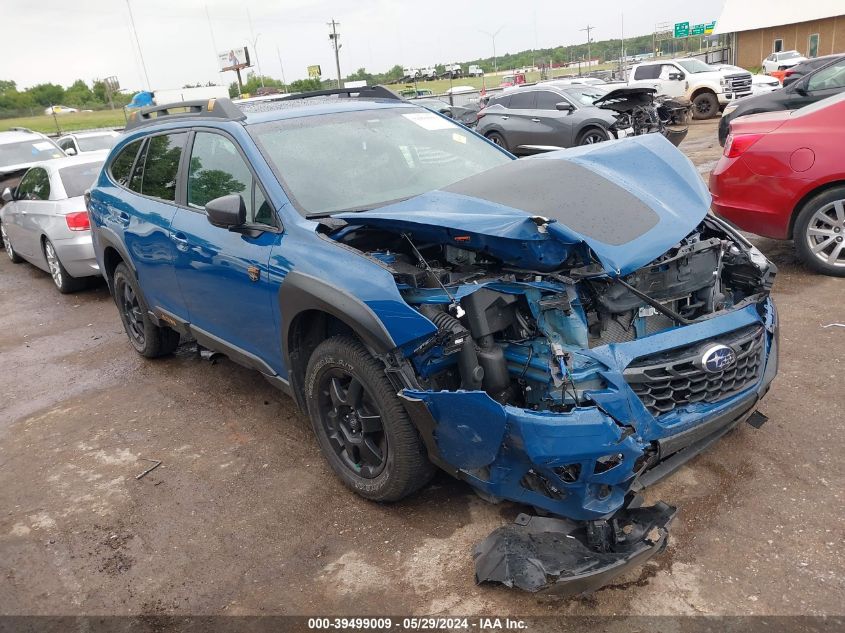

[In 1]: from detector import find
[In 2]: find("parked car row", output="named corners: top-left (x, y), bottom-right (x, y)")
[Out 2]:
top-left (0, 127), bottom-right (119, 292)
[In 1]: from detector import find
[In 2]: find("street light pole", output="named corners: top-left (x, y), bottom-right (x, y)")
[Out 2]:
top-left (247, 9), bottom-right (264, 88)
top-left (479, 26), bottom-right (504, 74)
top-left (328, 19), bottom-right (342, 88)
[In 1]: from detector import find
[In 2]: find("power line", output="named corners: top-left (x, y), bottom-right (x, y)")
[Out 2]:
top-left (125, 0), bottom-right (151, 90)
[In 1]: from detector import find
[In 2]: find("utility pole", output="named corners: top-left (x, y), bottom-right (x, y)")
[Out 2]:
top-left (580, 24), bottom-right (595, 72)
top-left (276, 46), bottom-right (287, 92)
top-left (125, 0), bottom-right (151, 90)
top-left (328, 19), bottom-right (342, 88)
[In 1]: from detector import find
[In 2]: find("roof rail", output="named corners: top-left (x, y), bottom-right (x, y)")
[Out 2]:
top-left (262, 85), bottom-right (402, 102)
top-left (9, 126), bottom-right (35, 133)
top-left (124, 98), bottom-right (245, 131)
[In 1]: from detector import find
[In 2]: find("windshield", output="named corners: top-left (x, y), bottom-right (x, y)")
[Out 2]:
top-left (562, 86), bottom-right (608, 105)
top-left (59, 161), bottom-right (104, 198)
top-left (0, 139), bottom-right (64, 168)
top-left (779, 51), bottom-right (801, 60)
top-left (676, 59), bottom-right (713, 74)
top-left (77, 135), bottom-right (116, 152)
top-left (249, 107), bottom-right (511, 216)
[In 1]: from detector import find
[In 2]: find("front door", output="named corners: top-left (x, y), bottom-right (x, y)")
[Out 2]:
top-left (169, 130), bottom-right (284, 375)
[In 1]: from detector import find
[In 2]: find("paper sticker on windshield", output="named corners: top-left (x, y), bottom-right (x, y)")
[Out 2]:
top-left (403, 112), bottom-right (453, 130)
top-left (33, 141), bottom-right (55, 151)
top-left (452, 133), bottom-right (467, 144)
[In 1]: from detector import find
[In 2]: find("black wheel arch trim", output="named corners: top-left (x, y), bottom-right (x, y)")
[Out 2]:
top-left (279, 270), bottom-right (398, 408)
top-left (95, 228), bottom-right (138, 292)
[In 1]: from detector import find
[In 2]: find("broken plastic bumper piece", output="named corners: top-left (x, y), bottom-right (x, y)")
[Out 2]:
top-left (474, 501), bottom-right (677, 596)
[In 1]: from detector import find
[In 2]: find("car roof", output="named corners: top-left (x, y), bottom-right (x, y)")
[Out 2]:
top-left (26, 152), bottom-right (107, 172)
top-left (0, 130), bottom-right (50, 145)
top-left (238, 98), bottom-right (420, 126)
top-left (65, 130), bottom-right (120, 139)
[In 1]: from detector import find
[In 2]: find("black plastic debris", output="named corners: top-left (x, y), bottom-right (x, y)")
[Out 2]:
top-left (473, 502), bottom-right (677, 596)
top-left (746, 411), bottom-right (769, 429)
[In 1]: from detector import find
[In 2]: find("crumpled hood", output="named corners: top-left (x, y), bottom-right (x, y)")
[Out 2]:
top-left (335, 134), bottom-right (710, 276)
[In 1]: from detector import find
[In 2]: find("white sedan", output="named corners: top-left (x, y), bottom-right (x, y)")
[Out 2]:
top-left (0, 154), bottom-right (105, 293)
top-left (762, 50), bottom-right (807, 74)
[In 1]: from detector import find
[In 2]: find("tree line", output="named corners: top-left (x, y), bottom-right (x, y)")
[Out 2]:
top-left (0, 79), bottom-right (133, 118)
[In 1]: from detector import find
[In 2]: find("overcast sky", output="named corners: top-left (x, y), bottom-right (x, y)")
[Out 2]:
top-left (5, 0), bottom-right (726, 92)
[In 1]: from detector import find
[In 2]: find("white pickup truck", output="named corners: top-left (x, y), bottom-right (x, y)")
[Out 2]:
top-left (627, 58), bottom-right (752, 119)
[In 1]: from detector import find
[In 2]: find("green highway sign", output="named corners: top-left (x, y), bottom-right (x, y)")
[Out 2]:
top-left (691, 24), bottom-right (705, 35)
top-left (705, 21), bottom-right (716, 34)
top-left (674, 21), bottom-right (689, 38)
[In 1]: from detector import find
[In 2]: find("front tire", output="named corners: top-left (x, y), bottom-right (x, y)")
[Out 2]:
top-left (305, 336), bottom-right (435, 502)
top-left (44, 238), bottom-right (84, 294)
top-left (577, 127), bottom-right (608, 145)
top-left (485, 131), bottom-right (509, 151)
top-left (794, 186), bottom-right (845, 277)
top-left (1, 223), bottom-right (23, 263)
top-left (112, 262), bottom-right (180, 357)
top-left (692, 91), bottom-right (719, 120)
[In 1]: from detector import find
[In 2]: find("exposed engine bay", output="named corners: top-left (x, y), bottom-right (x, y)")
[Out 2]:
top-left (331, 216), bottom-right (772, 413)
top-left (595, 87), bottom-right (691, 147)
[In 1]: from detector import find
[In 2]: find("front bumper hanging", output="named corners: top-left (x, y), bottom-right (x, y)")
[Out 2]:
top-left (473, 501), bottom-right (677, 596)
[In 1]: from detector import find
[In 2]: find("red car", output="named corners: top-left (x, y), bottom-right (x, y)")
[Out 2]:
top-left (710, 92), bottom-right (845, 276)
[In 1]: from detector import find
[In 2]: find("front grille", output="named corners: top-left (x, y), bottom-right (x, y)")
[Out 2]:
top-left (624, 324), bottom-right (765, 416)
top-left (726, 73), bottom-right (752, 95)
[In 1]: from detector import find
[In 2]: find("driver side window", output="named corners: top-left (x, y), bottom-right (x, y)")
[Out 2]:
top-left (807, 60), bottom-right (845, 92)
top-left (17, 168), bottom-right (50, 200)
top-left (187, 132), bottom-right (274, 226)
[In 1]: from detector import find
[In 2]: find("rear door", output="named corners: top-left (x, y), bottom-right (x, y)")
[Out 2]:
top-left (111, 132), bottom-right (188, 319)
top-left (169, 130), bottom-right (284, 374)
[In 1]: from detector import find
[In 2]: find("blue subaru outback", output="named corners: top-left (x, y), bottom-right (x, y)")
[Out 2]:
top-left (88, 88), bottom-right (778, 594)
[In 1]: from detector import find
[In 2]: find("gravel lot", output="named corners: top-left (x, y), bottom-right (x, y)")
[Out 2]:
top-left (1, 120), bottom-right (843, 620)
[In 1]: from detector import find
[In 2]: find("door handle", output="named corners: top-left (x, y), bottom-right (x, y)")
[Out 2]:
top-left (170, 231), bottom-right (189, 252)
top-left (531, 118), bottom-right (541, 122)
top-left (117, 211), bottom-right (130, 226)
top-left (501, 115), bottom-right (509, 120)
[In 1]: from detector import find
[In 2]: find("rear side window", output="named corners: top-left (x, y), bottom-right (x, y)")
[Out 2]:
top-left (138, 133), bottom-right (187, 202)
top-left (60, 161), bottom-right (104, 198)
top-left (634, 65), bottom-right (660, 80)
top-left (109, 140), bottom-right (143, 186)
top-left (509, 91), bottom-right (536, 109)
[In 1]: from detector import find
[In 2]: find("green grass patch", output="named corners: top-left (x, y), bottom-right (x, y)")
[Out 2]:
top-left (0, 110), bottom-right (128, 135)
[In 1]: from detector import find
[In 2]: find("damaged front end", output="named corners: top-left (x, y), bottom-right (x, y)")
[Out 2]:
top-left (325, 135), bottom-right (778, 594)
top-left (595, 87), bottom-right (692, 147)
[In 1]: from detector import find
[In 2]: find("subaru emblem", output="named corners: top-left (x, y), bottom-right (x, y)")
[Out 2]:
top-left (699, 344), bottom-right (736, 373)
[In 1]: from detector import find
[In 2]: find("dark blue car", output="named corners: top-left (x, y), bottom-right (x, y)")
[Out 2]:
top-left (87, 88), bottom-right (778, 593)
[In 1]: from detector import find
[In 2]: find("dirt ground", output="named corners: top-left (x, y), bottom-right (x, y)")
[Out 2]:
top-left (0, 120), bottom-right (843, 620)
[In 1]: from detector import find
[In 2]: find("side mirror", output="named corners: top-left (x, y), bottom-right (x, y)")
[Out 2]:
top-left (794, 80), bottom-right (809, 95)
top-left (669, 72), bottom-right (685, 81)
top-left (205, 194), bottom-right (246, 228)
top-left (64, 147), bottom-right (77, 156)
top-left (555, 102), bottom-right (574, 111)
top-left (1, 187), bottom-right (13, 203)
